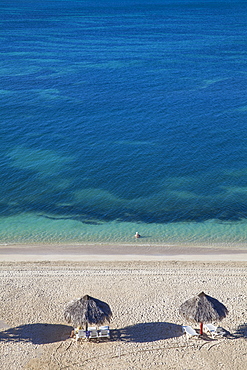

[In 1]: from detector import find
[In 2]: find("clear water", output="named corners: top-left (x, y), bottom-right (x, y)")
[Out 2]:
top-left (1, 0), bottom-right (247, 248)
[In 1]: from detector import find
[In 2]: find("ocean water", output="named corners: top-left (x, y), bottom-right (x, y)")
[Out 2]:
top-left (1, 0), bottom-right (247, 248)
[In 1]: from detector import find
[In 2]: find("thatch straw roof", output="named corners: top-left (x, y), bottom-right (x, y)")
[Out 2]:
top-left (179, 292), bottom-right (228, 323)
top-left (64, 295), bottom-right (112, 328)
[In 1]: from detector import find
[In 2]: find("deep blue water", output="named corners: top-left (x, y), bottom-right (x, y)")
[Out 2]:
top-left (1, 0), bottom-right (247, 245)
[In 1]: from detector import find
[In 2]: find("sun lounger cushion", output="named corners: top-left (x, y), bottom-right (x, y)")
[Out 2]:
top-left (88, 327), bottom-right (98, 339)
top-left (182, 325), bottom-right (199, 339)
top-left (204, 323), bottom-right (225, 338)
top-left (76, 330), bottom-right (87, 341)
top-left (98, 325), bottom-right (110, 338)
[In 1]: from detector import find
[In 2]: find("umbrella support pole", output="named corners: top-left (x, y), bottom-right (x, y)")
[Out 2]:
top-left (200, 322), bottom-right (203, 335)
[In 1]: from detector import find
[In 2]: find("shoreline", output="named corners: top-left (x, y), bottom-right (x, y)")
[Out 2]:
top-left (0, 242), bottom-right (247, 261)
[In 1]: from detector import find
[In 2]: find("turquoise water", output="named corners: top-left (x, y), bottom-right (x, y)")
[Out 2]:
top-left (1, 1), bottom-right (247, 248)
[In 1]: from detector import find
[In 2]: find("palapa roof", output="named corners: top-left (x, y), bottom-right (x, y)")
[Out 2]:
top-left (64, 294), bottom-right (112, 328)
top-left (179, 291), bottom-right (228, 323)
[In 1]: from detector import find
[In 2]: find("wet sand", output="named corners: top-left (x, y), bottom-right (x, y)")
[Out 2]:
top-left (0, 242), bottom-right (247, 261)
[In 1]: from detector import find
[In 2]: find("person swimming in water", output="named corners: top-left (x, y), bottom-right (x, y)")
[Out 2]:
top-left (135, 232), bottom-right (141, 238)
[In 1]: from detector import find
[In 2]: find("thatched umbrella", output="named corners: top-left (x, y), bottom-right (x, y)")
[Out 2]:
top-left (64, 294), bottom-right (112, 331)
top-left (179, 292), bottom-right (228, 335)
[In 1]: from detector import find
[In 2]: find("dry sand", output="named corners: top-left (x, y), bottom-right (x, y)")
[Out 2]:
top-left (0, 245), bottom-right (247, 369)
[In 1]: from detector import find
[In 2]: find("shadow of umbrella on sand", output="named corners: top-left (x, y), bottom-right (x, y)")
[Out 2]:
top-left (0, 323), bottom-right (73, 344)
top-left (116, 322), bottom-right (184, 343)
top-left (179, 291), bottom-right (228, 335)
top-left (64, 294), bottom-right (112, 331)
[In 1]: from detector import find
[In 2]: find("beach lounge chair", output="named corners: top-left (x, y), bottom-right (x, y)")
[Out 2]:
top-left (204, 323), bottom-right (225, 338)
top-left (75, 329), bottom-right (87, 342)
top-left (98, 325), bottom-right (110, 339)
top-left (182, 325), bottom-right (200, 339)
top-left (88, 327), bottom-right (98, 339)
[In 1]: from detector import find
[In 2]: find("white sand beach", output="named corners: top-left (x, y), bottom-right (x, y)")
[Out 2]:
top-left (0, 244), bottom-right (246, 369)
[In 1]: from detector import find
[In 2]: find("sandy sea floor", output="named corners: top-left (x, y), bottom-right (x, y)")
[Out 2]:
top-left (0, 244), bottom-right (247, 369)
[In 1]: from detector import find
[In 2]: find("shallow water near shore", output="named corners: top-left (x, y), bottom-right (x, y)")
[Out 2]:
top-left (1, 1), bottom-right (247, 249)
top-left (1, 213), bottom-right (247, 249)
